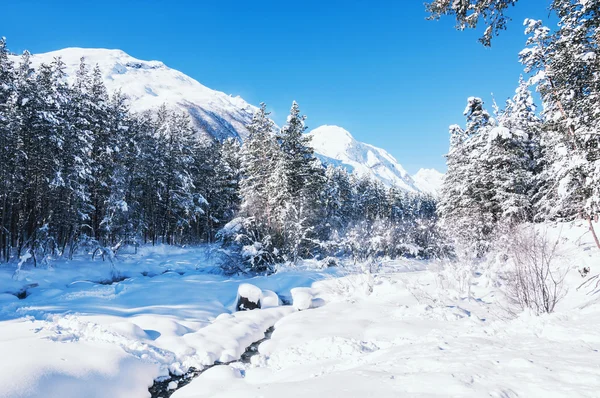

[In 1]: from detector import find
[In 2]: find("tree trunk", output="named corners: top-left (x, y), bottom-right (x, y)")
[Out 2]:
top-left (587, 215), bottom-right (600, 250)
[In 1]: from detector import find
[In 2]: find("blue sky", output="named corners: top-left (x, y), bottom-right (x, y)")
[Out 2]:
top-left (4, 0), bottom-right (554, 173)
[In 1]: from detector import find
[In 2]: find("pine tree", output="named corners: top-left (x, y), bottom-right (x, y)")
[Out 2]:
top-left (520, 9), bottom-right (600, 247)
top-left (270, 101), bottom-right (323, 262)
top-left (425, 0), bottom-right (519, 46)
top-left (490, 77), bottom-right (540, 223)
top-left (439, 98), bottom-right (496, 257)
top-left (0, 38), bottom-right (16, 261)
top-left (239, 103), bottom-right (278, 226)
top-left (197, 138), bottom-right (241, 243)
top-left (321, 165), bottom-right (354, 238)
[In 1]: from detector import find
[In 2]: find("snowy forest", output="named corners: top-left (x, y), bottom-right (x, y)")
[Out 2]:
top-left (1, 0), bottom-right (599, 280)
top-left (1, 1), bottom-right (600, 397)
top-left (0, 41), bottom-right (438, 270)
top-left (1, 0), bottom-right (600, 275)
top-left (433, 0), bottom-right (600, 256)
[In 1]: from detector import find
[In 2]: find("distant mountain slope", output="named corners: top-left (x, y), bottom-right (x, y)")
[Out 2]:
top-left (412, 168), bottom-right (445, 196)
top-left (28, 48), bottom-right (257, 141)
top-left (26, 48), bottom-right (442, 193)
top-left (307, 125), bottom-right (420, 192)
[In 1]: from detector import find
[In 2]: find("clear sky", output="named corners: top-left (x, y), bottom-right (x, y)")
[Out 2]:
top-left (3, 0), bottom-right (554, 173)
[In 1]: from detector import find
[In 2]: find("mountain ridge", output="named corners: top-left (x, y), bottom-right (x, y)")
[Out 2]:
top-left (307, 125), bottom-right (420, 192)
top-left (26, 47), bottom-right (443, 193)
top-left (27, 47), bottom-right (257, 141)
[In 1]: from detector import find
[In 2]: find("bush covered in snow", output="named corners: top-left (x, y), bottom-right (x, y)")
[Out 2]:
top-left (503, 227), bottom-right (568, 314)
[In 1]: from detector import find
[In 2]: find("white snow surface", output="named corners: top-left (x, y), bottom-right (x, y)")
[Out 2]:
top-left (2, 223), bottom-right (599, 398)
top-left (0, 246), bottom-right (340, 398)
top-left (26, 48), bottom-right (257, 141)
top-left (174, 222), bottom-right (600, 398)
top-left (308, 125), bottom-right (421, 192)
top-left (412, 168), bottom-right (446, 196)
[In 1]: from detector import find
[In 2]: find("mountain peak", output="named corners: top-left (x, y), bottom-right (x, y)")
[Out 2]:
top-left (25, 47), bottom-right (257, 141)
top-left (24, 48), bottom-right (436, 193)
top-left (308, 125), bottom-right (355, 155)
top-left (412, 168), bottom-right (445, 196)
top-left (307, 125), bottom-right (419, 192)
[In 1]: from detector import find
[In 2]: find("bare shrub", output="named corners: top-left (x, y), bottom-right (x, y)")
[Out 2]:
top-left (505, 227), bottom-right (568, 314)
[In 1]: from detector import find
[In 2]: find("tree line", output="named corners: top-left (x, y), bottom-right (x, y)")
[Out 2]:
top-left (0, 39), bottom-right (440, 268)
top-left (0, 40), bottom-right (241, 264)
top-left (221, 103), bottom-right (441, 272)
top-left (432, 0), bottom-right (600, 255)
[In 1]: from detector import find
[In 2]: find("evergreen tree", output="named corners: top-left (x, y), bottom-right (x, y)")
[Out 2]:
top-left (439, 98), bottom-right (495, 257)
top-left (269, 101), bottom-right (323, 262)
top-left (426, 0), bottom-right (519, 46)
top-left (0, 38), bottom-right (16, 261)
top-left (491, 77), bottom-right (540, 223)
top-left (239, 103), bottom-right (278, 226)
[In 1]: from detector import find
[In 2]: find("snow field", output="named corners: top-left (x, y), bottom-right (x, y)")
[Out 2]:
top-left (175, 223), bottom-right (600, 397)
top-left (1, 222), bottom-right (598, 397)
top-left (0, 246), bottom-right (339, 398)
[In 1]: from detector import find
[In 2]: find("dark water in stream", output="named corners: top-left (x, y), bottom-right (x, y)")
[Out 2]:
top-left (149, 326), bottom-right (275, 398)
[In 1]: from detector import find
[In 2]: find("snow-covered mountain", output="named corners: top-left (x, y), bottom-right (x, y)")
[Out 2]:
top-left (308, 125), bottom-right (421, 192)
top-left (28, 48), bottom-right (257, 141)
top-left (27, 48), bottom-right (442, 193)
top-left (412, 168), bottom-right (445, 196)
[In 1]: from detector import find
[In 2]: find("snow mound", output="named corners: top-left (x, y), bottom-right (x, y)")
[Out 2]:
top-left (291, 287), bottom-right (314, 310)
top-left (260, 290), bottom-right (282, 309)
top-left (266, 336), bottom-right (379, 369)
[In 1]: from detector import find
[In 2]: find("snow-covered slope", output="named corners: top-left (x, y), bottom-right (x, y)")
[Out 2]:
top-left (308, 125), bottom-right (420, 192)
top-left (412, 168), bottom-right (445, 196)
top-left (27, 48), bottom-right (439, 193)
top-left (28, 48), bottom-right (257, 141)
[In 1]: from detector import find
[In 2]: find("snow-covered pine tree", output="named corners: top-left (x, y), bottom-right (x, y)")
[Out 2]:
top-left (87, 64), bottom-right (114, 244)
top-left (353, 175), bottom-right (388, 223)
top-left (269, 101), bottom-right (324, 262)
top-left (130, 110), bottom-right (162, 245)
top-left (41, 56), bottom-right (79, 257)
top-left (521, 10), bottom-right (600, 247)
top-left (61, 57), bottom-right (96, 252)
top-left (439, 98), bottom-right (496, 257)
top-left (0, 38), bottom-right (16, 261)
top-left (219, 104), bottom-right (282, 270)
top-left (321, 165), bottom-right (354, 239)
top-left (195, 138), bottom-right (240, 244)
top-left (14, 52), bottom-right (58, 262)
top-left (490, 77), bottom-right (540, 224)
top-left (156, 109), bottom-right (198, 244)
top-left (239, 103), bottom-right (278, 227)
top-left (425, 0), bottom-right (519, 46)
top-left (99, 91), bottom-right (138, 247)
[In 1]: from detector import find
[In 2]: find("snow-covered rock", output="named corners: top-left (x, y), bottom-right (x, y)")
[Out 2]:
top-left (411, 168), bottom-right (445, 196)
top-left (290, 287), bottom-right (314, 311)
top-left (307, 125), bottom-right (420, 192)
top-left (236, 283), bottom-right (263, 311)
top-left (260, 290), bottom-right (281, 309)
top-left (290, 287), bottom-right (325, 311)
top-left (26, 48), bottom-right (257, 141)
